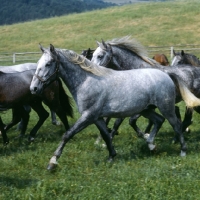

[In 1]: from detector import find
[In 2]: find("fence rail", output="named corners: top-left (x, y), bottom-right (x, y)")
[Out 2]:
top-left (1, 45), bottom-right (200, 64)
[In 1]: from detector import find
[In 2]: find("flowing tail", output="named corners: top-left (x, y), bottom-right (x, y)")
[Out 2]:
top-left (58, 79), bottom-right (74, 118)
top-left (169, 73), bottom-right (200, 108)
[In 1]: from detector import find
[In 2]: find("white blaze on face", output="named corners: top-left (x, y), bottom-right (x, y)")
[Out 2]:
top-left (91, 47), bottom-right (103, 65)
top-left (171, 56), bottom-right (180, 66)
top-left (30, 52), bottom-right (52, 93)
top-left (36, 52), bottom-right (51, 74)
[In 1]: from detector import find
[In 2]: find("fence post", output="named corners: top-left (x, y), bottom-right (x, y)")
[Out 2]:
top-left (13, 53), bottom-right (16, 63)
top-left (170, 47), bottom-right (173, 59)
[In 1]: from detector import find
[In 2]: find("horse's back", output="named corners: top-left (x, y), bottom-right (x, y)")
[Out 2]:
top-left (0, 63), bottom-right (36, 73)
top-left (96, 68), bottom-right (175, 117)
top-left (0, 64), bottom-right (37, 109)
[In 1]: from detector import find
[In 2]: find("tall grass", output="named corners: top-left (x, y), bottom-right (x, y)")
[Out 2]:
top-left (1, 0), bottom-right (200, 199)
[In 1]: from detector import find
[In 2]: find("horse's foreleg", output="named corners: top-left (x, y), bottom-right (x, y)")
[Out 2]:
top-left (53, 108), bottom-right (70, 130)
top-left (95, 117), bottom-right (111, 146)
top-left (110, 118), bottom-right (125, 139)
top-left (48, 114), bottom-right (94, 170)
top-left (167, 116), bottom-right (187, 156)
top-left (48, 115), bottom-right (116, 170)
top-left (95, 118), bottom-right (116, 161)
top-left (129, 114), bottom-right (145, 137)
top-left (28, 101), bottom-right (49, 141)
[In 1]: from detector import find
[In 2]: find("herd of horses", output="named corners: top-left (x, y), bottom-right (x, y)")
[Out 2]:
top-left (1, 36), bottom-right (200, 170)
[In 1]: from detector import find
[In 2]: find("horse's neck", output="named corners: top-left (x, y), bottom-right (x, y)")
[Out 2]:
top-left (187, 55), bottom-right (200, 66)
top-left (59, 60), bottom-right (87, 97)
top-left (112, 47), bottom-right (152, 70)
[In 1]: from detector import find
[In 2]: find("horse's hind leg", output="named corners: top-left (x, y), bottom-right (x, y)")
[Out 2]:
top-left (0, 117), bottom-right (9, 144)
top-left (160, 107), bottom-right (187, 156)
top-left (28, 101), bottom-right (49, 141)
top-left (182, 107), bottom-right (193, 132)
top-left (5, 107), bottom-right (30, 138)
top-left (51, 110), bottom-right (61, 126)
top-left (129, 114), bottom-right (145, 138)
top-left (138, 109), bottom-right (165, 150)
top-left (17, 105), bottom-right (31, 131)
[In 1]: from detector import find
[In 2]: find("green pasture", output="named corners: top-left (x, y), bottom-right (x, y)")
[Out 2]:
top-left (1, 0), bottom-right (200, 199)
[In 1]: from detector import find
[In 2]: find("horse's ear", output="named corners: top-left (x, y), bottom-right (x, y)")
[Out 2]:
top-left (50, 44), bottom-right (55, 53)
top-left (181, 50), bottom-right (185, 56)
top-left (96, 41), bottom-right (101, 47)
top-left (173, 49), bottom-right (176, 56)
top-left (39, 43), bottom-right (45, 52)
top-left (101, 39), bottom-right (107, 49)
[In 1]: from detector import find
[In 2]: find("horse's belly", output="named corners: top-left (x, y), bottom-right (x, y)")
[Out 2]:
top-left (100, 98), bottom-right (149, 118)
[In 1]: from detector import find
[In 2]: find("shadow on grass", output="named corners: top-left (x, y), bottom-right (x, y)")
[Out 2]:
top-left (0, 175), bottom-right (38, 189)
top-left (0, 129), bottom-right (64, 156)
top-left (111, 130), bottom-right (200, 162)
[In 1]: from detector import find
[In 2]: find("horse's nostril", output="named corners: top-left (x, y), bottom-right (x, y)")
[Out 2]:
top-left (34, 87), bottom-right (37, 92)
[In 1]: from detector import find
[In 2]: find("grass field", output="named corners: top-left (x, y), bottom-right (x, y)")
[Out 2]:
top-left (1, 0), bottom-right (200, 199)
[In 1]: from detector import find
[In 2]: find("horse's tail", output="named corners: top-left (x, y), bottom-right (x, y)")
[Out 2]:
top-left (169, 73), bottom-right (200, 108)
top-left (58, 79), bottom-right (74, 118)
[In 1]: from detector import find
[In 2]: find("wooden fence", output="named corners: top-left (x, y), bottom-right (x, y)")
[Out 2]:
top-left (1, 45), bottom-right (200, 64)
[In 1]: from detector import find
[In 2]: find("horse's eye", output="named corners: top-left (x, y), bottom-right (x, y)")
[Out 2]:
top-left (46, 62), bottom-right (51, 67)
top-left (98, 55), bottom-right (103, 59)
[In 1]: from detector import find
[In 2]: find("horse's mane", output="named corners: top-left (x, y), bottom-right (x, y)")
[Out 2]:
top-left (106, 36), bottom-right (161, 67)
top-left (184, 53), bottom-right (200, 66)
top-left (58, 49), bottom-right (113, 76)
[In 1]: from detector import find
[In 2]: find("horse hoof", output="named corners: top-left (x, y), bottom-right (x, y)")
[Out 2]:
top-left (148, 143), bottom-right (156, 151)
top-left (28, 136), bottom-right (35, 142)
top-left (185, 127), bottom-right (190, 133)
top-left (137, 132), bottom-right (145, 138)
top-left (107, 157), bottom-right (113, 163)
top-left (52, 121), bottom-right (61, 126)
top-left (3, 140), bottom-right (9, 146)
top-left (47, 163), bottom-right (57, 171)
top-left (144, 133), bottom-right (150, 140)
top-left (180, 150), bottom-right (186, 157)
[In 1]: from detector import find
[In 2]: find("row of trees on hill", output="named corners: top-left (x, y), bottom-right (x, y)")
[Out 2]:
top-left (0, 0), bottom-right (115, 26)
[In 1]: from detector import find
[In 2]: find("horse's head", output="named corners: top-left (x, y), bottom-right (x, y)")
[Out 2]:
top-left (171, 50), bottom-right (185, 66)
top-left (81, 48), bottom-right (95, 61)
top-left (91, 40), bottom-right (113, 67)
top-left (30, 44), bottom-right (59, 95)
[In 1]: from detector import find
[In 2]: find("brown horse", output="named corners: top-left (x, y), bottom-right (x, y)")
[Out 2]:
top-left (152, 54), bottom-right (169, 66)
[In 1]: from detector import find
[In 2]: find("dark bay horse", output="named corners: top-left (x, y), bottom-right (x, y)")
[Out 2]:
top-left (81, 48), bottom-right (95, 61)
top-left (0, 63), bottom-right (73, 144)
top-left (91, 36), bottom-right (200, 138)
top-left (152, 54), bottom-right (169, 66)
top-left (30, 44), bottom-right (191, 170)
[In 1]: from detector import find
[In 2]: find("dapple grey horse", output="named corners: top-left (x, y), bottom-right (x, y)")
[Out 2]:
top-left (29, 44), bottom-right (195, 170)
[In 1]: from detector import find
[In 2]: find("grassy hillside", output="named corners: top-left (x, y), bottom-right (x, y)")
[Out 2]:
top-left (0, 0), bottom-right (200, 54)
top-left (2, 0), bottom-right (200, 199)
